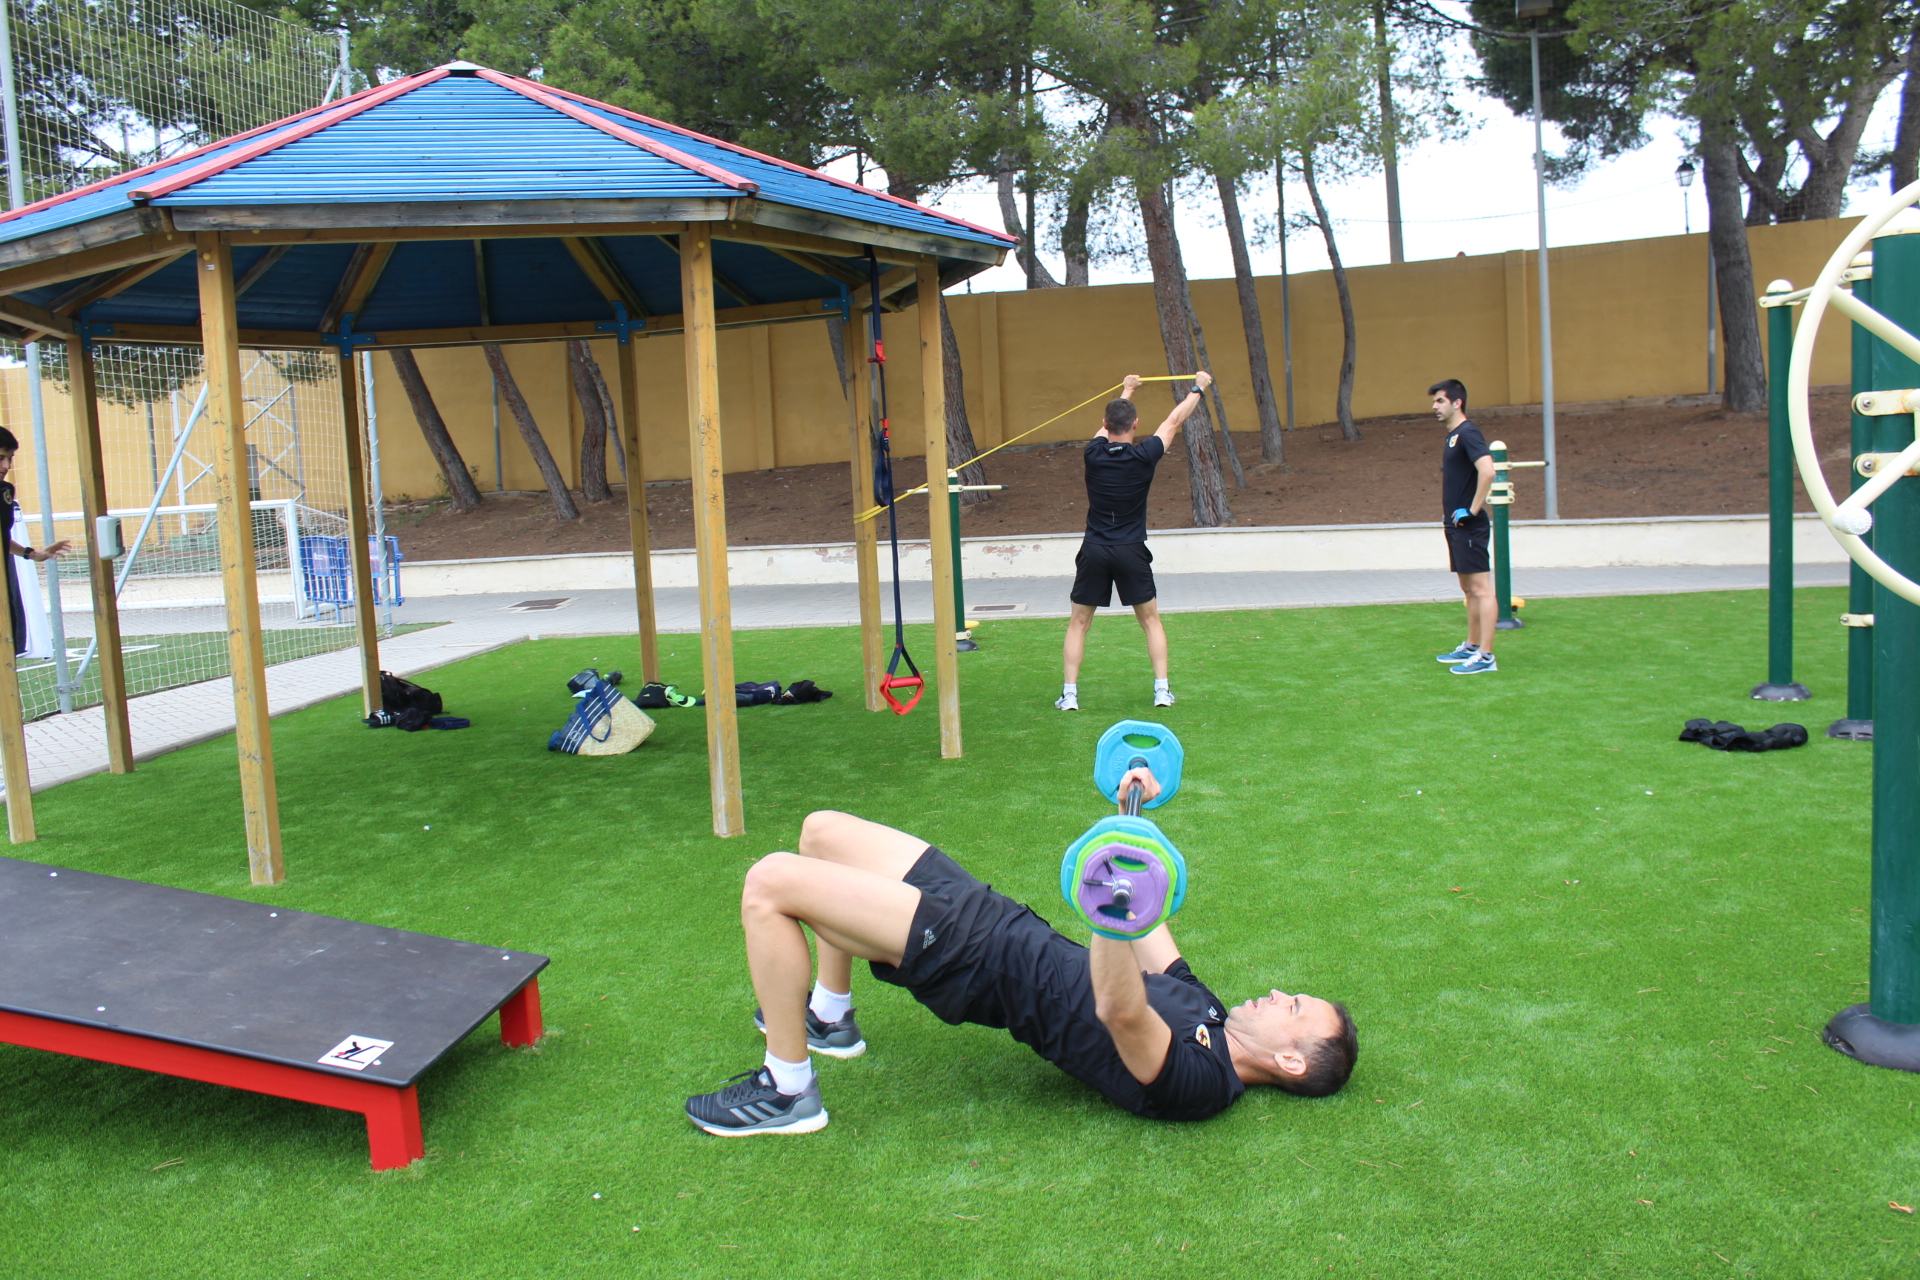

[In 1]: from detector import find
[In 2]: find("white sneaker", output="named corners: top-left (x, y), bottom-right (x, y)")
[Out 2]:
top-left (1153, 688), bottom-right (1175, 707)
top-left (1055, 692), bottom-right (1079, 711)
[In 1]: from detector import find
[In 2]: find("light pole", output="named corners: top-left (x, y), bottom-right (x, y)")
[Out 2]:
top-left (1676, 157), bottom-right (1716, 397)
top-left (1518, 0), bottom-right (1558, 518)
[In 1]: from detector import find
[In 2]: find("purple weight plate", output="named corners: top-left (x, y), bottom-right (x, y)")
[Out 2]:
top-left (1075, 841), bottom-right (1173, 932)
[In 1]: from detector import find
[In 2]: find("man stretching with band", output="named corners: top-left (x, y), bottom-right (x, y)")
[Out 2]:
top-left (1057, 371), bottom-right (1214, 712)
top-left (684, 768), bottom-right (1357, 1135)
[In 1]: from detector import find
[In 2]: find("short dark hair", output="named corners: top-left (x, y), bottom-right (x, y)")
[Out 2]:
top-left (1428, 379), bottom-right (1467, 409)
top-left (1104, 398), bottom-right (1139, 432)
top-left (1278, 1001), bottom-right (1357, 1098)
top-left (0, 427), bottom-right (16, 452)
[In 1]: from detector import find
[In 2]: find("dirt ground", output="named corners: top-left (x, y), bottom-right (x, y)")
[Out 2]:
top-left (383, 390), bottom-right (1857, 561)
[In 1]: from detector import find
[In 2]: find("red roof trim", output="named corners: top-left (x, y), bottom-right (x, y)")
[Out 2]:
top-left (531, 79), bottom-right (1016, 245)
top-left (477, 70), bottom-right (758, 195)
top-left (0, 74), bottom-right (406, 228)
top-left (128, 68), bottom-right (453, 201)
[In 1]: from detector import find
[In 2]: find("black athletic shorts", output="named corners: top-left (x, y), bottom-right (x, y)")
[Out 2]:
top-left (1445, 522), bottom-right (1490, 575)
top-left (1071, 539), bottom-right (1156, 608)
top-left (869, 846), bottom-right (1050, 1025)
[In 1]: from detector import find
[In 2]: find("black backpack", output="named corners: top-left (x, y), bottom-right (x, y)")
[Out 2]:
top-left (380, 671), bottom-right (443, 717)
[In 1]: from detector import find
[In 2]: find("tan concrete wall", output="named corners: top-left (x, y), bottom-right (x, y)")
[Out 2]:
top-left (0, 218), bottom-right (1863, 509)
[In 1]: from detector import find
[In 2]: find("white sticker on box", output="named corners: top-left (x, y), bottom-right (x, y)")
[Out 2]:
top-left (319, 1035), bottom-right (395, 1070)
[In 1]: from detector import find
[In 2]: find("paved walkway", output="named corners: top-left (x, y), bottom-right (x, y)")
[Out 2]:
top-left (13, 561), bottom-right (1849, 796)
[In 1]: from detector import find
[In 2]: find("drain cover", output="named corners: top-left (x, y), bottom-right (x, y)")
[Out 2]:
top-left (505, 598), bottom-right (573, 612)
top-left (969, 603), bottom-right (1026, 614)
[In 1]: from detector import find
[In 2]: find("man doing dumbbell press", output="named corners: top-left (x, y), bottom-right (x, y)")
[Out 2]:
top-left (684, 768), bottom-right (1358, 1136)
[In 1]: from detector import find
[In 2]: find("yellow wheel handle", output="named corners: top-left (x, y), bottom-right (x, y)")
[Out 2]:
top-left (1789, 182), bottom-right (1920, 606)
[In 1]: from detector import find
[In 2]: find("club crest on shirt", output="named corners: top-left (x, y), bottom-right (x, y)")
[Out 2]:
top-left (1448, 434), bottom-right (1459, 448)
top-left (1194, 1025), bottom-right (1212, 1048)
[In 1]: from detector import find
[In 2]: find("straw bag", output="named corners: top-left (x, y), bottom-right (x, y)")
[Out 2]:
top-left (549, 677), bottom-right (655, 756)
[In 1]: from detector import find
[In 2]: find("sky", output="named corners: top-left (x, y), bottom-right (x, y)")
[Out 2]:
top-left (884, 36), bottom-right (1905, 295)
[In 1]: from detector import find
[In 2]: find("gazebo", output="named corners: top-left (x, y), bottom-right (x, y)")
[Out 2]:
top-left (0, 62), bottom-right (1013, 880)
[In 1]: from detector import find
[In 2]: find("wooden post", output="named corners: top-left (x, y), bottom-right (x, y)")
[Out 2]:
top-left (844, 316), bottom-right (883, 709)
top-left (680, 225), bottom-right (744, 836)
top-left (196, 231), bottom-right (283, 884)
top-left (918, 259), bottom-right (961, 758)
top-left (66, 337), bottom-right (133, 773)
top-left (617, 337), bottom-right (660, 683)
top-left (0, 567), bottom-right (35, 841)
top-left (336, 350), bottom-right (381, 715)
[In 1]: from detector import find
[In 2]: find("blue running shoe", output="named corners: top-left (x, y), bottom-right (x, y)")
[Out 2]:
top-left (686, 1067), bottom-right (828, 1136)
top-left (1436, 643), bottom-right (1479, 664)
top-left (753, 1006), bottom-right (867, 1059)
top-left (1452, 650), bottom-right (1498, 674)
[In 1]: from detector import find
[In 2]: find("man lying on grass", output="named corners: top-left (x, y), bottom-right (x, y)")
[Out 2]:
top-left (685, 768), bottom-right (1358, 1135)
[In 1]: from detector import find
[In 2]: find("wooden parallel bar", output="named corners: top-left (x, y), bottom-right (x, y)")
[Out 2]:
top-left (0, 552), bottom-right (34, 841)
top-left (337, 351), bottom-right (382, 716)
top-left (617, 339), bottom-right (659, 684)
top-left (680, 224), bottom-right (744, 836)
top-left (846, 316), bottom-right (883, 710)
top-left (65, 338), bottom-right (133, 774)
top-left (195, 231), bottom-right (284, 885)
top-left (918, 259), bottom-right (961, 759)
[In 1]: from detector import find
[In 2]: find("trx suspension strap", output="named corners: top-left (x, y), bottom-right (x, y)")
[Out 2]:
top-left (867, 248), bottom-right (923, 715)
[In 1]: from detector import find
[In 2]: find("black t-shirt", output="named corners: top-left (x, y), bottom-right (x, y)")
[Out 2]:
top-left (1441, 419), bottom-right (1490, 526)
top-left (1083, 434), bottom-right (1166, 545)
top-left (981, 925), bottom-right (1244, 1121)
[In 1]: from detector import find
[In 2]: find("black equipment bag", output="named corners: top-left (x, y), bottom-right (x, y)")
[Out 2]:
top-left (380, 671), bottom-right (443, 716)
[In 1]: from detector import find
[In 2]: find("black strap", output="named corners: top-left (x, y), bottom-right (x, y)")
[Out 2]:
top-left (867, 248), bottom-right (914, 675)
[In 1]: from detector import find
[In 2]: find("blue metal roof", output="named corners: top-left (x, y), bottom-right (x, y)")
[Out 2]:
top-left (0, 66), bottom-right (1014, 251)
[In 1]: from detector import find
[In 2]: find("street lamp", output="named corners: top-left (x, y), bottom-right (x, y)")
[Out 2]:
top-left (1675, 156), bottom-right (1716, 396)
top-left (1675, 157), bottom-right (1694, 235)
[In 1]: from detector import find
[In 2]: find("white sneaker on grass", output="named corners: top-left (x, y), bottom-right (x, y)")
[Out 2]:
top-left (1055, 692), bottom-right (1079, 711)
top-left (1153, 688), bottom-right (1175, 708)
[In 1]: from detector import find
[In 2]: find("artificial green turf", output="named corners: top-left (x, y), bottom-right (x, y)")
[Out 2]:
top-left (1, 587), bottom-right (1913, 1278)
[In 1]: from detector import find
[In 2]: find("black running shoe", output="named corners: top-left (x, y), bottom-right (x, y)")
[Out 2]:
top-left (752, 1006), bottom-right (867, 1059)
top-left (685, 1067), bottom-right (828, 1136)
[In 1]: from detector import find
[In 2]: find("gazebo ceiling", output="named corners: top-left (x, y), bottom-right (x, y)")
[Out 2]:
top-left (0, 63), bottom-right (1014, 349)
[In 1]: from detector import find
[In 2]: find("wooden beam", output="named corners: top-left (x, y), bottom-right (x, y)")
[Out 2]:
top-left (616, 338), bottom-right (659, 684)
top-left (65, 338), bottom-right (133, 774)
top-left (765, 244), bottom-right (866, 288)
top-left (559, 236), bottom-right (647, 315)
top-left (0, 231), bottom-right (191, 298)
top-left (852, 266), bottom-right (916, 313)
top-left (680, 223), bottom-right (744, 837)
top-left (734, 204), bottom-right (1007, 266)
top-left (337, 351), bottom-right (382, 716)
top-left (319, 240), bottom-right (397, 333)
top-left (715, 222), bottom-right (919, 268)
top-left (844, 316), bottom-right (883, 709)
top-left (224, 220), bottom-right (690, 249)
top-left (47, 251), bottom-right (189, 314)
top-left (652, 234), bottom-right (756, 308)
top-left (232, 245), bottom-right (290, 300)
top-left (0, 297), bottom-right (73, 337)
top-left (194, 231), bottom-right (283, 885)
top-left (174, 200), bottom-right (728, 233)
top-left (0, 561), bottom-right (34, 841)
top-left (0, 207), bottom-right (174, 272)
top-left (918, 259), bottom-right (961, 759)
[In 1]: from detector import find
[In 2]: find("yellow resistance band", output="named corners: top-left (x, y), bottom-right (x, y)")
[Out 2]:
top-left (854, 375), bottom-right (1194, 524)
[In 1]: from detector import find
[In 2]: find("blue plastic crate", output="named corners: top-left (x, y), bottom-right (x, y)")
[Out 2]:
top-left (300, 535), bottom-right (404, 615)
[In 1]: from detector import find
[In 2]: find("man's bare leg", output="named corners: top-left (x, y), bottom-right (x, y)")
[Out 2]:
top-left (1133, 599), bottom-right (1169, 681)
top-left (744, 811), bottom-right (927, 1061)
top-left (1063, 603), bottom-right (1097, 684)
top-left (1458, 572), bottom-right (1495, 654)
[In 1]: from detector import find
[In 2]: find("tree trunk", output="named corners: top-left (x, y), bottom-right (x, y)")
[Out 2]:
top-left (584, 346), bottom-right (625, 479)
top-left (1063, 186), bottom-right (1091, 287)
top-left (1702, 135), bottom-right (1768, 413)
top-left (1184, 301), bottom-right (1246, 487)
top-left (568, 340), bottom-right (613, 503)
top-left (388, 348), bottom-right (482, 511)
top-left (939, 297), bottom-right (989, 506)
top-left (1302, 150), bottom-right (1361, 441)
top-left (1372, 0), bottom-right (1404, 265)
top-left (483, 343), bottom-right (580, 519)
top-left (1894, 29), bottom-right (1920, 192)
top-left (1137, 181), bottom-right (1232, 526)
top-left (1214, 173), bottom-right (1285, 468)
top-left (997, 166), bottom-right (1062, 288)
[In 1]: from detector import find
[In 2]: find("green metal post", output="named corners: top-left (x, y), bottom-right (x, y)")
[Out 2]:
top-left (1753, 293), bottom-right (1808, 699)
top-left (1489, 440), bottom-right (1522, 629)
top-left (950, 475), bottom-right (975, 652)
top-left (1831, 266), bottom-right (1875, 738)
top-left (1825, 226), bottom-right (1920, 1070)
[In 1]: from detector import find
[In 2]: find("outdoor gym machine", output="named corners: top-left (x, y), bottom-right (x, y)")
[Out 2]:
top-left (1786, 192), bottom-right (1920, 1072)
top-left (1753, 282), bottom-right (1812, 702)
top-left (1486, 440), bottom-right (1544, 630)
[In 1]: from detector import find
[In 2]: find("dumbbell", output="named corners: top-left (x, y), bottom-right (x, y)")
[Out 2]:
top-left (1061, 721), bottom-right (1189, 941)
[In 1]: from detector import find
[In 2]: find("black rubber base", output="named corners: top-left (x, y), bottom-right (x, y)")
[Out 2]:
top-left (1827, 718), bottom-right (1874, 741)
top-left (1823, 1005), bottom-right (1920, 1073)
top-left (955, 636), bottom-right (979, 652)
top-left (1495, 616), bottom-right (1525, 630)
top-left (1750, 681), bottom-right (1811, 701)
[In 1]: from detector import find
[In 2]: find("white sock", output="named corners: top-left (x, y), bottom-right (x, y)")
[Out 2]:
top-left (1154, 678), bottom-right (1170, 693)
top-left (763, 1049), bottom-right (814, 1096)
top-left (809, 981), bottom-right (852, 1024)
top-left (1062, 682), bottom-right (1077, 696)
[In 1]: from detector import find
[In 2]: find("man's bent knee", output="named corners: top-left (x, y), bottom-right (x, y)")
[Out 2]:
top-left (797, 809), bottom-right (855, 857)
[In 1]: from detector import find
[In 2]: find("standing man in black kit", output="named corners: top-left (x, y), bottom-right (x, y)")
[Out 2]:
top-left (1056, 370), bottom-right (1214, 711)
top-left (1429, 379), bottom-right (1499, 675)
